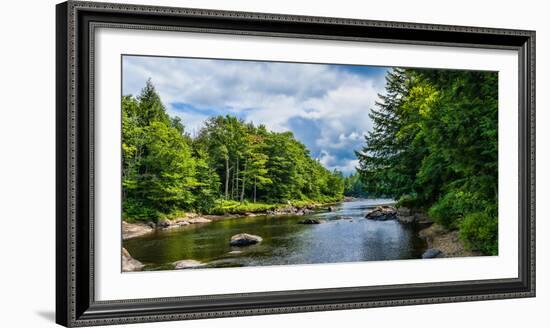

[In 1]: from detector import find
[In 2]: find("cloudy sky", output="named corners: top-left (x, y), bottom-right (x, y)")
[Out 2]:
top-left (122, 55), bottom-right (389, 175)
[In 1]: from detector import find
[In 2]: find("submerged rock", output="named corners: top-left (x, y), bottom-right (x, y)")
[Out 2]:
top-left (298, 218), bottom-right (325, 224)
top-left (173, 259), bottom-right (205, 269)
top-left (204, 260), bottom-right (244, 268)
top-left (230, 233), bottom-right (263, 246)
top-left (364, 206), bottom-right (398, 220)
top-left (422, 248), bottom-right (443, 259)
top-left (122, 247), bottom-right (144, 272)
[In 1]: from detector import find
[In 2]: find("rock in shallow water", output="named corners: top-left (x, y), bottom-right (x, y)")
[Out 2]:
top-left (230, 233), bottom-right (263, 246)
top-left (422, 248), bottom-right (443, 259)
top-left (122, 247), bottom-right (144, 272)
top-left (364, 206), bottom-right (398, 220)
top-left (298, 218), bottom-right (325, 224)
top-left (173, 259), bottom-right (205, 269)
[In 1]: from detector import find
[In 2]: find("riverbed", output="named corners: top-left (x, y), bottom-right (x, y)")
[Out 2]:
top-left (123, 199), bottom-right (426, 270)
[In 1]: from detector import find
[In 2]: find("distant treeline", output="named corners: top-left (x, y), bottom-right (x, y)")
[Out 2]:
top-left (356, 68), bottom-right (498, 255)
top-left (342, 173), bottom-right (369, 198)
top-left (122, 80), bottom-right (345, 220)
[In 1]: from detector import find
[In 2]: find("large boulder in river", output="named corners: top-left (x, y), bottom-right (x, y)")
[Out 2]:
top-left (230, 233), bottom-right (263, 246)
top-left (122, 248), bottom-right (144, 272)
top-left (364, 206), bottom-right (398, 220)
top-left (173, 259), bottom-right (205, 269)
top-left (298, 218), bottom-right (325, 224)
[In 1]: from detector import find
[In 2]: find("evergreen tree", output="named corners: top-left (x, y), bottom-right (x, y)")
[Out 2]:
top-left (356, 68), bottom-right (498, 255)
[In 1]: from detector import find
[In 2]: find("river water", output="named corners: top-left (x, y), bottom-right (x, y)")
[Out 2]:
top-left (123, 199), bottom-right (426, 270)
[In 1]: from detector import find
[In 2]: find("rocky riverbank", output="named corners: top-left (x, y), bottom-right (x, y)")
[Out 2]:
top-left (364, 205), bottom-right (479, 258)
top-left (122, 203), bottom-right (332, 240)
top-left (122, 213), bottom-right (215, 240)
top-left (122, 247), bottom-right (144, 272)
top-left (122, 221), bottom-right (154, 240)
top-left (419, 224), bottom-right (482, 258)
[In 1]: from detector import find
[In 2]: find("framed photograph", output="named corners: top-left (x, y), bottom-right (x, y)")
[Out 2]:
top-left (56, 1), bottom-right (535, 326)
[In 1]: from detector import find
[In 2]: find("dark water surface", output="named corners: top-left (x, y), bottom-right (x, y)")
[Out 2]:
top-left (123, 199), bottom-right (426, 270)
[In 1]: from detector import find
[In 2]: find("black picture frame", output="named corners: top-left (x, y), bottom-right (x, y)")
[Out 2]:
top-left (56, 1), bottom-right (536, 326)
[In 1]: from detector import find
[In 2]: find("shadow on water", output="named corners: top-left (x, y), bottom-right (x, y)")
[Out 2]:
top-left (123, 199), bottom-right (426, 270)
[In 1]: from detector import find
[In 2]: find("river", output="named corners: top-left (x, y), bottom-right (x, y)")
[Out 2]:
top-left (123, 199), bottom-right (427, 270)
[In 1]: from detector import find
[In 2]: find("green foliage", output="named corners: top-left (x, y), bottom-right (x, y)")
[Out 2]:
top-left (191, 148), bottom-right (221, 213)
top-left (395, 194), bottom-right (423, 209)
top-left (357, 68), bottom-right (498, 254)
top-left (459, 211), bottom-right (498, 255)
top-left (208, 197), bottom-right (342, 216)
top-left (428, 190), bottom-right (483, 229)
top-left (209, 200), bottom-right (279, 215)
top-left (122, 200), bottom-right (160, 222)
top-left (122, 79), bottom-right (345, 221)
top-left (343, 173), bottom-right (368, 197)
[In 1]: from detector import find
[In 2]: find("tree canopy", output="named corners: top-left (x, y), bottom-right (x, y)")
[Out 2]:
top-left (122, 79), bottom-right (345, 220)
top-left (356, 68), bottom-right (498, 255)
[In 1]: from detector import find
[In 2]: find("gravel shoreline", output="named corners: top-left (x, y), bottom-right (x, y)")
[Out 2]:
top-left (418, 224), bottom-right (483, 258)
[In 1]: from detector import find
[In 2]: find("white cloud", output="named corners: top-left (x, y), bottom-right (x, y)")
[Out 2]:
top-left (123, 56), bottom-right (387, 175)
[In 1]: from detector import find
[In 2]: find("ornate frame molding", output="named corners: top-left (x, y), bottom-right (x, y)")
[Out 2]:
top-left (56, 1), bottom-right (535, 326)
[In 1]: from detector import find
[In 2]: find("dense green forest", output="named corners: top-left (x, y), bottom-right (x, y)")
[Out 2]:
top-left (356, 68), bottom-right (498, 255)
top-left (122, 80), bottom-right (345, 221)
top-left (342, 173), bottom-right (369, 198)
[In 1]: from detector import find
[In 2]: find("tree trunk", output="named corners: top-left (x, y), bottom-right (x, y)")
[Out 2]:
top-left (240, 161), bottom-right (247, 203)
top-left (253, 176), bottom-right (257, 203)
top-left (224, 156), bottom-right (230, 200)
top-left (234, 158), bottom-right (239, 200)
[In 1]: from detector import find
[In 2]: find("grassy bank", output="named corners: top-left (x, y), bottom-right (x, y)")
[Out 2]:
top-left (123, 196), bottom-right (343, 222)
top-left (208, 197), bottom-right (342, 215)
